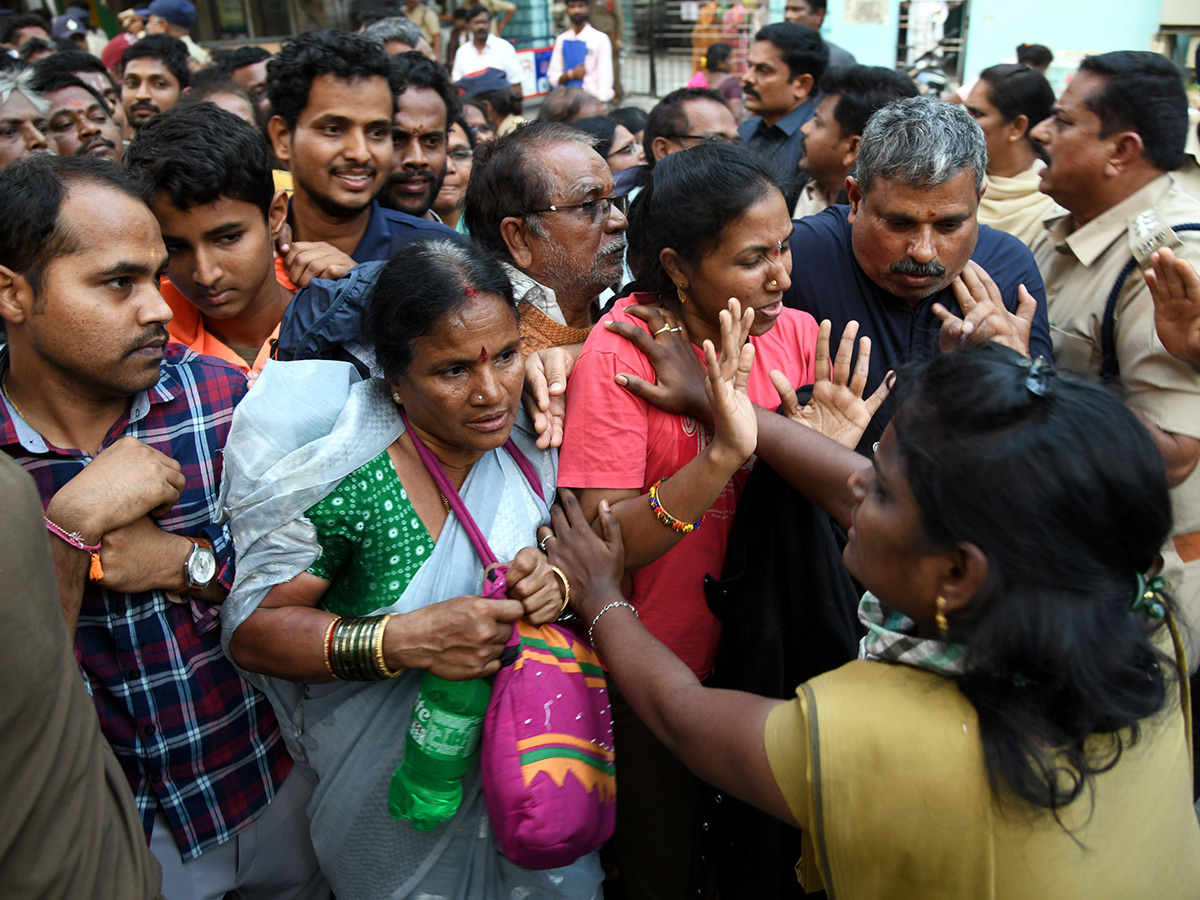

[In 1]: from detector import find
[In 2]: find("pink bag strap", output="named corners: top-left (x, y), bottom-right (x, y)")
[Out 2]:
top-left (397, 407), bottom-right (544, 570)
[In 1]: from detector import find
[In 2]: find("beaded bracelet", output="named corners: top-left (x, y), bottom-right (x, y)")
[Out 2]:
top-left (648, 477), bottom-right (705, 534)
top-left (588, 600), bottom-right (639, 646)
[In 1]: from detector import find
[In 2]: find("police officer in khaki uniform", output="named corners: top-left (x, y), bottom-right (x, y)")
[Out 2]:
top-left (1031, 50), bottom-right (1200, 668)
top-left (588, 0), bottom-right (624, 103)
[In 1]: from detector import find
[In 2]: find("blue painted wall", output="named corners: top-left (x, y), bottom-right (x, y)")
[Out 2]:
top-left (814, 0), bottom-right (1164, 93)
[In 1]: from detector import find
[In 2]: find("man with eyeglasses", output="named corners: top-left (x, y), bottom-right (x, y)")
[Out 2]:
top-left (643, 86), bottom-right (739, 170)
top-left (465, 121), bottom-right (628, 354)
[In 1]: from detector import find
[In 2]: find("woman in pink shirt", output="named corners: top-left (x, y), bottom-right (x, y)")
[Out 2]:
top-left (556, 141), bottom-right (876, 899)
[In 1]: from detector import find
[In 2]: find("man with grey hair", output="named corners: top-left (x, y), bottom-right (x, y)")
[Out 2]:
top-left (781, 95), bottom-right (1053, 446)
top-left (0, 69), bottom-right (50, 169)
top-left (362, 15), bottom-right (436, 60)
top-left (464, 120), bottom-right (628, 354)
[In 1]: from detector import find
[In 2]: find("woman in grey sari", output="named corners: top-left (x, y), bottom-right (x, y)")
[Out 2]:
top-left (219, 240), bottom-right (603, 900)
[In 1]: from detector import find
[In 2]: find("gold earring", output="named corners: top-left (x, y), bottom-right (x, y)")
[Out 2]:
top-left (676, 282), bottom-right (687, 304)
top-left (935, 595), bottom-right (948, 636)
top-left (392, 392), bottom-right (401, 404)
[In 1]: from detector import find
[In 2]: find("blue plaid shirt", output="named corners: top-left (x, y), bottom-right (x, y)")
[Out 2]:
top-left (0, 345), bottom-right (291, 860)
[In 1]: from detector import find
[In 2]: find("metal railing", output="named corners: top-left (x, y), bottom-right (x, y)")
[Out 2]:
top-left (623, 0), bottom-right (761, 97)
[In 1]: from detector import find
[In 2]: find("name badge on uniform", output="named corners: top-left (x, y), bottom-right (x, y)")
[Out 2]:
top-left (1128, 206), bottom-right (1184, 268)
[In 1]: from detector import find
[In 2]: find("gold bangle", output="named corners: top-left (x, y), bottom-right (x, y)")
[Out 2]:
top-left (329, 615), bottom-right (406, 680)
top-left (336, 616), bottom-right (370, 681)
top-left (350, 617), bottom-right (375, 680)
top-left (323, 617), bottom-right (341, 679)
top-left (549, 565), bottom-right (570, 611)
top-left (373, 613), bottom-right (404, 678)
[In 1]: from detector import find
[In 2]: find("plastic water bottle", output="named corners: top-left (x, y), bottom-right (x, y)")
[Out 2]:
top-left (388, 672), bottom-right (491, 830)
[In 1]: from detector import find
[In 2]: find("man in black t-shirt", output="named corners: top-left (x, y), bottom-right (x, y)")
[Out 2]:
top-left (783, 96), bottom-right (1052, 444)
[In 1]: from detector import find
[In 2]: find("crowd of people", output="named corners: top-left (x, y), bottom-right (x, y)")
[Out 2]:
top-left (2, 3), bottom-right (1200, 898)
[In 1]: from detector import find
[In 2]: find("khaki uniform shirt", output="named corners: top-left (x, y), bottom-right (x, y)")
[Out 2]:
top-left (1033, 173), bottom-right (1200, 664)
top-left (1175, 108), bottom-right (1200, 203)
top-left (480, 0), bottom-right (516, 32)
top-left (404, 3), bottom-right (440, 44)
top-left (792, 179), bottom-right (836, 219)
top-left (589, 0), bottom-right (624, 42)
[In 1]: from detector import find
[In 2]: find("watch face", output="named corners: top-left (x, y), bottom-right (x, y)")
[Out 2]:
top-left (188, 546), bottom-right (218, 587)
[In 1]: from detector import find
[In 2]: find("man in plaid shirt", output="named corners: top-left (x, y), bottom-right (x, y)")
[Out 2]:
top-left (0, 156), bottom-right (327, 899)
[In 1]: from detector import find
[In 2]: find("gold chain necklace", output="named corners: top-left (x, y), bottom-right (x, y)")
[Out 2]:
top-left (1, 374), bottom-right (27, 421)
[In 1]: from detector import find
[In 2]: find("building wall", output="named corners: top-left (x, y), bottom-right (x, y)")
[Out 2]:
top-left (820, 0), bottom-right (1166, 93)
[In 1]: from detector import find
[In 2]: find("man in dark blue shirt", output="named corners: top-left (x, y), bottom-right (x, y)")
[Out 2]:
top-left (783, 96), bottom-right (1052, 446)
top-left (739, 22), bottom-right (828, 211)
top-left (266, 29), bottom-right (457, 288)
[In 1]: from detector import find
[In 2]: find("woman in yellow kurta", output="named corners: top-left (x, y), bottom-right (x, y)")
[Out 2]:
top-left (547, 335), bottom-right (1200, 899)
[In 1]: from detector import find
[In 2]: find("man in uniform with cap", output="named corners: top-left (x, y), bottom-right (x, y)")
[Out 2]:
top-left (146, 0), bottom-right (211, 67)
top-left (456, 67), bottom-right (527, 137)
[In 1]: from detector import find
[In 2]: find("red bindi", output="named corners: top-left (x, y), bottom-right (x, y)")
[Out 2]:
top-left (479, 346), bottom-right (488, 362)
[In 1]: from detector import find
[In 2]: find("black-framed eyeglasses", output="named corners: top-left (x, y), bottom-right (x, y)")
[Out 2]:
top-left (527, 194), bottom-right (629, 222)
top-left (668, 132), bottom-right (741, 145)
top-left (607, 139), bottom-right (642, 159)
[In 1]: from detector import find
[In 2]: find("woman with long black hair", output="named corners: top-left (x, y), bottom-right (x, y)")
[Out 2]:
top-left (551, 336), bottom-right (1200, 898)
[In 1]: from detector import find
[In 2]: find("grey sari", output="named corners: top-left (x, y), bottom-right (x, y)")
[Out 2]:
top-left (219, 359), bottom-right (603, 900)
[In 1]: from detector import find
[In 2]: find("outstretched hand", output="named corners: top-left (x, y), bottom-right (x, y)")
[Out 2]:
top-left (547, 488), bottom-right (625, 622)
top-left (1146, 247), bottom-right (1200, 368)
top-left (933, 260), bottom-right (1036, 357)
top-left (606, 305), bottom-right (711, 421)
top-left (706, 299), bottom-right (758, 465)
top-left (774, 319), bottom-right (890, 449)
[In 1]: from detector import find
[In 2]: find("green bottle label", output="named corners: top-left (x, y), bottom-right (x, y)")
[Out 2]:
top-left (408, 695), bottom-right (483, 760)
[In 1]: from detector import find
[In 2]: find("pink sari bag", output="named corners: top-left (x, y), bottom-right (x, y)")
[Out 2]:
top-left (400, 411), bottom-right (616, 869)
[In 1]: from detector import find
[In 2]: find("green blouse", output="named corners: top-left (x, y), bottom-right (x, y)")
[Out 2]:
top-left (304, 450), bottom-right (435, 616)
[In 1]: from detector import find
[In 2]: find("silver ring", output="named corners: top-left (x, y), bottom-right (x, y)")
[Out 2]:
top-left (538, 534), bottom-right (553, 552)
top-left (669, 326), bottom-right (683, 333)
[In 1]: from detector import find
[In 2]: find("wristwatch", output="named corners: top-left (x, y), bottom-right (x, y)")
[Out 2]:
top-left (183, 537), bottom-right (217, 592)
